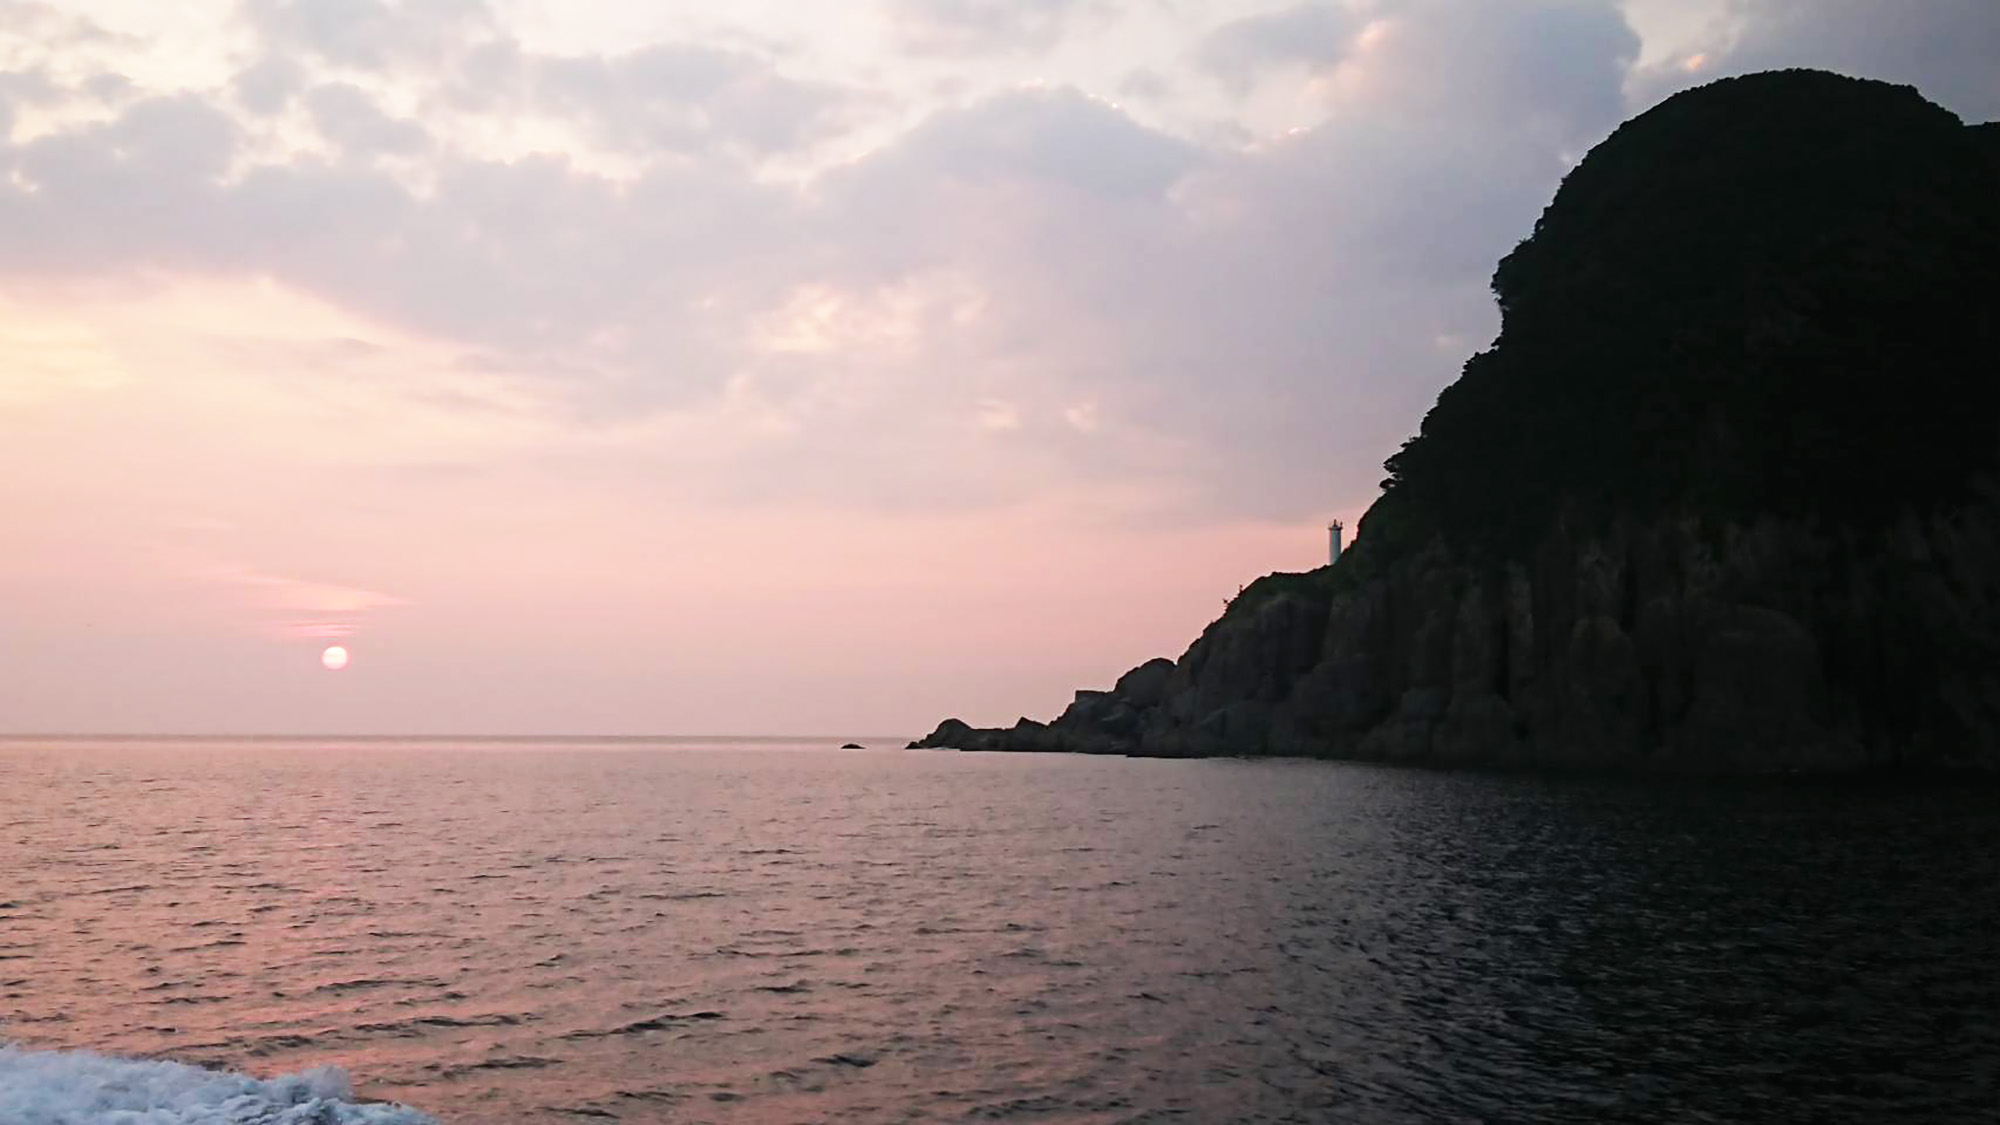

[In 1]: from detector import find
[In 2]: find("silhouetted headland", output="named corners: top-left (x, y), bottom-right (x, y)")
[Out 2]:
top-left (915, 70), bottom-right (2000, 772)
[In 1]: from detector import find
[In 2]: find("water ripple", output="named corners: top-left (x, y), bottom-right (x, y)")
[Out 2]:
top-left (1, 741), bottom-right (1997, 1122)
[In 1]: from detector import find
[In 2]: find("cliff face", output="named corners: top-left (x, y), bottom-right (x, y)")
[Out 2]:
top-left (917, 491), bottom-right (2000, 770)
top-left (914, 71), bottom-right (2000, 772)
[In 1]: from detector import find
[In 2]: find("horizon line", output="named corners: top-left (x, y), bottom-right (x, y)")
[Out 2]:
top-left (0, 732), bottom-right (919, 744)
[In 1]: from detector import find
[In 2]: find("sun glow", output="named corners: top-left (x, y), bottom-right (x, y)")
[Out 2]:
top-left (320, 645), bottom-right (350, 671)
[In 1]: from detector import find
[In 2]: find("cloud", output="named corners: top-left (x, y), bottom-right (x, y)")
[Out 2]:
top-left (0, 70), bottom-right (56, 137)
top-left (779, 2), bottom-right (1641, 518)
top-left (209, 560), bottom-right (412, 612)
top-left (0, 82), bottom-right (806, 408)
top-left (1342, 0), bottom-right (1639, 131)
top-left (305, 83), bottom-right (430, 155)
top-left (238, 1), bottom-right (865, 159)
top-left (1631, 0), bottom-right (2000, 121)
top-left (515, 42), bottom-right (865, 156)
top-left (241, 0), bottom-right (495, 70)
top-left (0, 4), bottom-right (141, 140)
top-left (1116, 67), bottom-right (1174, 102)
top-left (2, 0), bottom-right (1990, 534)
top-left (232, 56), bottom-right (304, 114)
top-left (0, 1), bottom-right (132, 52)
top-left (883, 0), bottom-right (1105, 56)
top-left (1195, 3), bottom-right (1362, 93)
top-left (0, 0), bottom-right (1650, 525)
top-left (831, 86), bottom-right (1200, 207)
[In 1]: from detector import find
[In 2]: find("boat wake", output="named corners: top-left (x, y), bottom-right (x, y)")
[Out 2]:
top-left (0, 1046), bottom-right (438, 1124)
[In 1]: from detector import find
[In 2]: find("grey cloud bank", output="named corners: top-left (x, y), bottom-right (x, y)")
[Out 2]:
top-left (0, 0), bottom-right (1996, 524)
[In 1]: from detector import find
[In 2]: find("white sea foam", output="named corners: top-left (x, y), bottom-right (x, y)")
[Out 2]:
top-left (0, 1046), bottom-right (438, 1124)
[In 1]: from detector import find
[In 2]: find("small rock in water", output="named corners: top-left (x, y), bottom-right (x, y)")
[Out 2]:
top-left (839, 742), bottom-right (865, 750)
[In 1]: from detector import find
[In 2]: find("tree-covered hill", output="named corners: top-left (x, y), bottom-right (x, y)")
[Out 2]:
top-left (1368, 70), bottom-right (2000, 554)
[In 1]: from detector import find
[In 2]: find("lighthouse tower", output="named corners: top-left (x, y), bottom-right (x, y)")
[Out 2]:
top-left (1328, 519), bottom-right (1345, 566)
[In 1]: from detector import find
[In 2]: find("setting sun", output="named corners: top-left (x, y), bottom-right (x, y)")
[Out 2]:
top-left (320, 646), bottom-right (350, 671)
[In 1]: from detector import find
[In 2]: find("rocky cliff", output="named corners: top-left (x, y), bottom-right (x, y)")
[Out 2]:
top-left (914, 71), bottom-right (2000, 772)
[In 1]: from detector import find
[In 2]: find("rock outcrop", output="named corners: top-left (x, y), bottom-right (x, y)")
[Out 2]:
top-left (912, 71), bottom-right (2000, 772)
top-left (917, 498), bottom-right (2000, 770)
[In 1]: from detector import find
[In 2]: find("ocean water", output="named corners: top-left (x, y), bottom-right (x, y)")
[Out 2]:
top-left (1, 739), bottom-right (1996, 1124)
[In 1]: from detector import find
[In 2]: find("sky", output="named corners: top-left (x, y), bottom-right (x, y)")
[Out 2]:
top-left (2, 0), bottom-right (1996, 736)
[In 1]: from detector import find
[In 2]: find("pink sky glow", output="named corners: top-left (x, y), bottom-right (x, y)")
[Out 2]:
top-left (3, 0), bottom-right (1994, 735)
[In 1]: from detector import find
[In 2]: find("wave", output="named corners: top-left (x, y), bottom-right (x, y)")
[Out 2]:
top-left (0, 1046), bottom-right (438, 1124)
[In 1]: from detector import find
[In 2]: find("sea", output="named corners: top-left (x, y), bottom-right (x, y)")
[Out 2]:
top-left (1, 737), bottom-right (1996, 1123)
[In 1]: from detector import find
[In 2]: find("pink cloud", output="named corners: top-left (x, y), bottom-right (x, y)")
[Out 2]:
top-left (200, 564), bottom-right (410, 643)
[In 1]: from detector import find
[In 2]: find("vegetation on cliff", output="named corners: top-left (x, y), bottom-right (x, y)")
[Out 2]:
top-left (1370, 70), bottom-right (2000, 555)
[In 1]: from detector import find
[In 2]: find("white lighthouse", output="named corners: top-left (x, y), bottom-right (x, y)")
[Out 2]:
top-left (1328, 519), bottom-right (1345, 566)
